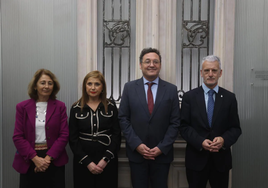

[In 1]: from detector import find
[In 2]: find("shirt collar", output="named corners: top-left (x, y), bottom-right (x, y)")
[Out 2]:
top-left (202, 83), bottom-right (219, 94)
top-left (143, 77), bottom-right (159, 85)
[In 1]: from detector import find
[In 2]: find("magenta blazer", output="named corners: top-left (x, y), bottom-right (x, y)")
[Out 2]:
top-left (12, 98), bottom-right (69, 174)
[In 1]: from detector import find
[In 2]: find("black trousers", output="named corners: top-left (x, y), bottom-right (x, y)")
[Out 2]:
top-left (186, 156), bottom-right (229, 188)
top-left (129, 160), bottom-right (170, 188)
top-left (19, 150), bottom-right (65, 188)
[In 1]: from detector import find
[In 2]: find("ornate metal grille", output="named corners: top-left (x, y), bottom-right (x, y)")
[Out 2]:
top-left (178, 0), bottom-right (212, 101)
top-left (102, 0), bottom-right (131, 102)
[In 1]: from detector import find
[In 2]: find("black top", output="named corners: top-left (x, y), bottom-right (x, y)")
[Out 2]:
top-left (69, 100), bottom-right (121, 167)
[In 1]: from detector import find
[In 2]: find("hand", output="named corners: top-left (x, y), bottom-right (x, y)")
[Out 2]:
top-left (87, 162), bottom-right (103, 175)
top-left (97, 159), bottom-right (108, 170)
top-left (149, 147), bottom-right (162, 157)
top-left (136, 144), bottom-right (154, 160)
top-left (136, 144), bottom-right (162, 160)
top-left (136, 144), bottom-right (151, 159)
top-left (34, 167), bottom-right (41, 173)
top-left (44, 155), bottom-right (52, 162)
top-left (202, 139), bottom-right (213, 151)
top-left (210, 137), bottom-right (224, 152)
top-left (32, 156), bottom-right (51, 173)
top-left (143, 147), bottom-right (162, 160)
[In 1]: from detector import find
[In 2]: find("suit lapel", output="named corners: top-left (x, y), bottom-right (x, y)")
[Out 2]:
top-left (152, 78), bottom-right (166, 118)
top-left (46, 99), bottom-right (56, 123)
top-left (25, 99), bottom-right (36, 128)
top-left (195, 87), bottom-right (210, 128)
top-left (212, 87), bottom-right (224, 127)
top-left (135, 78), bottom-right (151, 116)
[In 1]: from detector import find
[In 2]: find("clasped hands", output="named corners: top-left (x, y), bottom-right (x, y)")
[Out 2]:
top-left (136, 144), bottom-right (162, 160)
top-left (32, 155), bottom-right (51, 173)
top-left (87, 158), bottom-right (108, 175)
top-left (202, 136), bottom-right (224, 152)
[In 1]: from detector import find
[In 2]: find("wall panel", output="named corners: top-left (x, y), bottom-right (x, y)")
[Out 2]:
top-left (1, 0), bottom-right (77, 187)
top-left (233, 1), bottom-right (268, 187)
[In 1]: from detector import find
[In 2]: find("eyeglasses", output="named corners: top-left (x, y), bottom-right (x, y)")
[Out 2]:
top-left (142, 59), bottom-right (160, 65)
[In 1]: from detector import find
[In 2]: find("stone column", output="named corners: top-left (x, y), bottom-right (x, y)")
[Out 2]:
top-left (213, 0), bottom-right (236, 92)
top-left (135, 0), bottom-right (177, 84)
top-left (77, 0), bottom-right (98, 97)
top-left (213, 2), bottom-right (236, 187)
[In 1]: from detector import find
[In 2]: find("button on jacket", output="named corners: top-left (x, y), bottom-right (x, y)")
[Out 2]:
top-left (69, 101), bottom-right (121, 166)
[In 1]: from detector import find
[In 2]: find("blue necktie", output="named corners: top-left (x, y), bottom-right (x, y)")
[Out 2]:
top-left (207, 89), bottom-right (215, 127)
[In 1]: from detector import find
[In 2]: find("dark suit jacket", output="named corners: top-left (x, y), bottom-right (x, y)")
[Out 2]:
top-left (118, 77), bottom-right (180, 163)
top-left (13, 98), bottom-right (69, 174)
top-left (179, 86), bottom-right (241, 172)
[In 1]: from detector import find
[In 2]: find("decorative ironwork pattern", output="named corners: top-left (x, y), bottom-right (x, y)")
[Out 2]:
top-left (179, 0), bottom-right (212, 101)
top-left (178, 90), bottom-right (185, 103)
top-left (183, 21), bottom-right (208, 47)
top-left (104, 21), bottom-right (130, 46)
top-left (102, 0), bottom-right (131, 101)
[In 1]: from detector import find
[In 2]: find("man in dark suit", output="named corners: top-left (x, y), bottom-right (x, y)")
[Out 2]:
top-left (179, 55), bottom-right (242, 188)
top-left (118, 48), bottom-right (180, 188)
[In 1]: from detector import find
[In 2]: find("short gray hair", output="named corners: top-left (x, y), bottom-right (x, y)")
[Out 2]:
top-left (201, 55), bottom-right (221, 69)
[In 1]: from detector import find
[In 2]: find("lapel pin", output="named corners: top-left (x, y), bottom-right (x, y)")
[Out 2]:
top-left (221, 95), bottom-right (223, 98)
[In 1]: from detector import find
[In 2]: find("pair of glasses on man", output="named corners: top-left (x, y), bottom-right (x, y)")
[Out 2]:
top-left (143, 59), bottom-right (160, 65)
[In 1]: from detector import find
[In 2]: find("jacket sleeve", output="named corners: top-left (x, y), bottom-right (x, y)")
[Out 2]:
top-left (118, 83), bottom-right (143, 151)
top-left (220, 94), bottom-right (242, 148)
top-left (13, 103), bottom-right (37, 161)
top-left (179, 92), bottom-right (206, 151)
top-left (69, 106), bottom-right (92, 166)
top-left (157, 86), bottom-right (180, 155)
top-left (103, 101), bottom-right (121, 160)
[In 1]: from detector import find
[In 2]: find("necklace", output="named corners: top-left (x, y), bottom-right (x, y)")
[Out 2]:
top-left (36, 105), bottom-right (47, 122)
